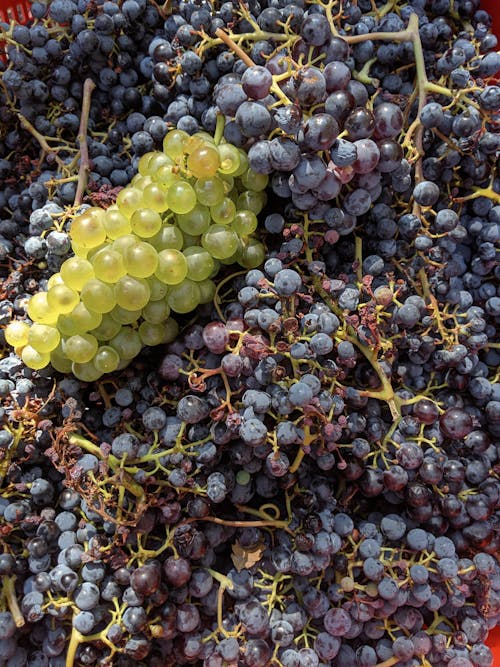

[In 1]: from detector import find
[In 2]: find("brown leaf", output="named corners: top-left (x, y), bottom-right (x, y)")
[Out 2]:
top-left (231, 540), bottom-right (265, 573)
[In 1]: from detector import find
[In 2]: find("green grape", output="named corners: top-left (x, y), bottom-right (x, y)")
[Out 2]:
top-left (163, 129), bottom-right (189, 161)
top-left (167, 279), bottom-right (201, 314)
top-left (183, 246), bottom-right (215, 282)
top-left (103, 208), bottom-right (132, 240)
top-left (166, 181), bottom-right (197, 215)
top-left (47, 272), bottom-right (64, 289)
top-left (116, 187), bottom-right (143, 217)
top-left (50, 345), bottom-right (73, 374)
top-left (22, 345), bottom-right (50, 370)
top-left (63, 333), bottom-right (99, 363)
top-left (27, 292), bottom-right (58, 325)
top-left (81, 279), bottom-right (116, 313)
top-left (237, 190), bottom-right (267, 215)
top-left (46, 284), bottom-right (80, 314)
top-left (71, 242), bottom-right (90, 258)
top-left (221, 174), bottom-right (234, 194)
top-left (131, 174), bottom-right (152, 190)
top-left (93, 345), bottom-right (120, 373)
top-left (123, 241), bottom-right (158, 278)
top-left (91, 248), bottom-right (127, 282)
top-left (155, 248), bottom-right (188, 285)
top-left (142, 299), bottom-right (170, 324)
top-left (231, 209), bottom-right (258, 236)
top-left (112, 233), bottom-right (139, 256)
top-left (217, 143), bottom-right (241, 175)
top-left (154, 165), bottom-right (179, 188)
top-left (70, 208), bottom-right (107, 248)
top-left (150, 225), bottom-right (183, 251)
top-left (194, 176), bottom-right (225, 207)
top-left (138, 321), bottom-right (168, 346)
top-left (187, 144), bottom-right (220, 178)
top-left (58, 303), bottom-right (102, 336)
top-left (237, 237), bottom-right (266, 269)
top-left (148, 152), bottom-right (173, 172)
top-left (147, 276), bottom-right (169, 301)
top-left (181, 232), bottom-right (201, 248)
top-left (201, 225), bottom-right (240, 260)
top-left (137, 152), bottom-right (156, 176)
top-left (27, 323), bottom-right (60, 353)
top-left (176, 204), bottom-right (211, 236)
top-left (232, 149), bottom-right (249, 177)
top-left (197, 279), bottom-right (216, 304)
top-left (210, 198), bottom-right (236, 225)
top-left (115, 275), bottom-right (151, 311)
top-left (4, 321), bottom-right (30, 348)
top-left (241, 168), bottom-right (269, 192)
top-left (110, 326), bottom-right (142, 360)
top-left (60, 257), bottom-right (95, 291)
top-left (130, 208), bottom-right (162, 238)
top-left (164, 317), bottom-right (179, 343)
top-left (72, 361), bottom-right (102, 382)
top-left (90, 314), bottom-right (122, 341)
top-left (110, 304), bottom-right (143, 325)
top-left (57, 313), bottom-right (79, 337)
top-left (143, 183), bottom-right (169, 213)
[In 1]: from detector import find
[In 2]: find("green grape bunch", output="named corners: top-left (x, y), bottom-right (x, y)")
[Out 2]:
top-left (4, 129), bottom-right (267, 380)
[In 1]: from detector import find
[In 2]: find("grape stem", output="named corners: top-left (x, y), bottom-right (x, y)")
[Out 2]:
top-left (2, 576), bottom-right (25, 627)
top-left (74, 78), bottom-right (96, 207)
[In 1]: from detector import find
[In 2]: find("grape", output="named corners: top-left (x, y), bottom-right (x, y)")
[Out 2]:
top-left (195, 176), bottom-right (225, 207)
top-left (115, 275), bottom-right (151, 311)
top-left (210, 197), bottom-right (236, 225)
top-left (122, 241), bottom-right (158, 278)
top-left (138, 321), bottom-right (168, 346)
top-left (155, 248), bottom-right (189, 285)
top-left (163, 128), bottom-right (189, 160)
top-left (130, 208), bottom-right (162, 237)
top-left (166, 181), bottom-right (197, 214)
top-left (4, 321), bottom-right (30, 348)
top-left (150, 224), bottom-right (184, 251)
top-left (81, 279), bottom-right (116, 313)
top-left (187, 144), bottom-right (220, 178)
top-left (63, 334), bottom-right (99, 363)
top-left (110, 327), bottom-right (142, 360)
top-left (142, 299), bottom-right (170, 324)
top-left (142, 183), bottom-right (169, 212)
top-left (60, 256), bottom-right (95, 291)
top-left (202, 225), bottom-right (240, 260)
top-left (27, 324), bottom-right (61, 353)
top-left (167, 279), bottom-right (201, 313)
top-left (103, 208), bottom-right (132, 240)
top-left (116, 187), bottom-right (143, 217)
top-left (91, 248), bottom-right (127, 282)
top-left (70, 208), bottom-right (107, 248)
top-left (184, 246), bottom-right (215, 281)
top-left (21, 346), bottom-right (51, 370)
top-left (93, 346), bottom-right (120, 373)
top-left (46, 284), bottom-right (79, 314)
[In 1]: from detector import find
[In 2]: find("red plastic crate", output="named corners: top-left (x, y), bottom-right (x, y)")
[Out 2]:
top-left (0, 0), bottom-right (31, 24)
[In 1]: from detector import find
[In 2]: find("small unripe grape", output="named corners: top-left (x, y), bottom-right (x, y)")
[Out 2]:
top-left (63, 333), bottom-right (99, 363)
top-left (217, 143), bottom-right (241, 175)
top-left (60, 257), bottom-right (95, 291)
top-left (110, 327), bottom-right (142, 360)
top-left (28, 323), bottom-right (61, 353)
top-left (123, 241), bottom-right (158, 278)
top-left (46, 284), bottom-right (80, 314)
top-left (131, 208), bottom-right (162, 238)
top-left (81, 279), bottom-right (116, 313)
top-left (168, 279), bottom-right (201, 314)
top-left (70, 209), bottom-right (107, 248)
top-left (142, 299), bottom-right (170, 324)
top-left (155, 249), bottom-right (188, 285)
top-left (195, 176), bottom-right (225, 207)
top-left (115, 275), bottom-right (151, 310)
top-left (93, 346), bottom-right (120, 373)
top-left (110, 304), bottom-right (143, 325)
top-left (187, 145), bottom-right (220, 178)
top-left (210, 198), bottom-right (236, 225)
top-left (27, 293), bottom-right (58, 325)
top-left (92, 249), bottom-right (127, 282)
top-left (166, 181), bottom-right (197, 214)
top-left (103, 208), bottom-right (132, 240)
top-left (184, 246), bottom-right (215, 282)
top-left (163, 129), bottom-right (189, 160)
top-left (143, 183), bottom-right (169, 212)
top-left (176, 205), bottom-right (211, 236)
top-left (4, 321), bottom-right (30, 348)
top-left (72, 361), bottom-right (103, 382)
top-left (202, 225), bottom-right (240, 260)
top-left (138, 321), bottom-right (168, 346)
top-left (150, 225), bottom-right (184, 251)
top-left (21, 345), bottom-right (50, 370)
top-left (231, 210), bottom-right (258, 235)
top-left (90, 314), bottom-right (122, 341)
top-left (116, 187), bottom-right (143, 217)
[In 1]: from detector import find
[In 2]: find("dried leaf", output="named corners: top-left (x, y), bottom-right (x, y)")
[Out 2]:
top-left (231, 540), bottom-right (265, 572)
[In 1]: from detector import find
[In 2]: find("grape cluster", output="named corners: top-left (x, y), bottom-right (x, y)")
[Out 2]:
top-left (5, 129), bottom-right (267, 379)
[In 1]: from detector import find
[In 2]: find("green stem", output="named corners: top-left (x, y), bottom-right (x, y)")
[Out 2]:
top-left (2, 576), bottom-right (25, 627)
top-left (213, 112), bottom-right (225, 146)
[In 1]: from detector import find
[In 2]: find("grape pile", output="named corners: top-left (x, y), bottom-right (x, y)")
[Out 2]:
top-left (5, 129), bottom-right (266, 379)
top-left (0, 0), bottom-right (500, 666)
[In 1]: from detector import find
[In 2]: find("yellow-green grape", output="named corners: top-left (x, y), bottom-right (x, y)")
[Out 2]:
top-left (184, 134), bottom-right (205, 155)
top-left (201, 225), bottom-right (240, 260)
top-left (116, 187), bottom-right (143, 218)
top-left (176, 204), bottom-right (211, 236)
top-left (166, 181), bottom-right (197, 215)
top-left (27, 292), bottom-right (58, 325)
top-left (46, 284), bottom-right (80, 315)
top-left (182, 233), bottom-right (201, 249)
top-left (241, 168), bottom-right (269, 192)
top-left (131, 174), bottom-right (152, 190)
top-left (109, 326), bottom-right (142, 360)
top-left (93, 345), bottom-right (120, 373)
top-left (27, 323), bottom-right (61, 353)
top-left (57, 313), bottom-right (79, 337)
top-left (198, 279), bottom-right (216, 304)
top-left (115, 275), bottom-right (151, 310)
top-left (167, 279), bottom-right (201, 314)
top-left (155, 165), bottom-right (179, 188)
top-left (81, 279), bottom-right (116, 313)
top-left (47, 273), bottom-right (64, 289)
top-left (143, 183), bottom-right (169, 212)
top-left (142, 299), bottom-right (170, 324)
top-left (103, 208), bottom-right (132, 240)
top-left (112, 233), bottom-right (139, 256)
top-left (221, 174), bottom-right (234, 195)
top-left (210, 198), bottom-right (236, 225)
top-left (149, 151), bottom-right (173, 172)
top-left (184, 246), bottom-right (215, 282)
top-left (91, 248), bottom-right (127, 282)
top-left (163, 129), bottom-right (189, 161)
top-left (50, 345), bottom-right (73, 374)
top-left (217, 143), bottom-right (240, 175)
top-left (138, 152), bottom-right (155, 176)
top-left (147, 275), bottom-right (169, 301)
top-left (63, 333), bottom-right (99, 363)
top-left (149, 225), bottom-right (183, 251)
top-left (60, 257), bottom-right (95, 291)
top-left (155, 248), bottom-right (188, 285)
top-left (231, 210), bottom-right (258, 236)
top-left (233, 149), bottom-right (249, 177)
top-left (237, 238), bottom-right (266, 269)
top-left (187, 144), bottom-right (220, 178)
top-left (130, 208), bottom-right (162, 238)
top-left (58, 303), bottom-right (102, 337)
top-left (70, 209), bottom-right (107, 249)
top-left (90, 313), bottom-right (122, 341)
top-left (164, 317), bottom-right (179, 343)
top-left (194, 176), bottom-right (225, 207)
top-left (4, 321), bottom-right (30, 348)
top-left (123, 241), bottom-right (158, 278)
top-left (22, 345), bottom-right (50, 370)
top-left (69, 243), bottom-right (89, 258)
top-left (72, 361), bottom-right (102, 382)
top-left (138, 321), bottom-right (168, 346)
top-left (237, 190), bottom-right (267, 215)
top-left (110, 304), bottom-right (143, 325)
